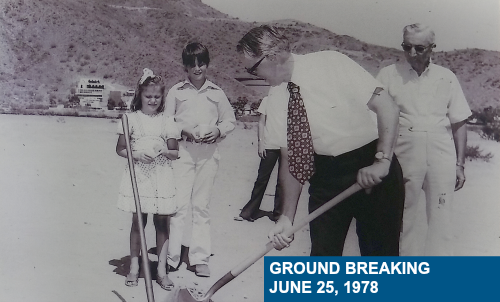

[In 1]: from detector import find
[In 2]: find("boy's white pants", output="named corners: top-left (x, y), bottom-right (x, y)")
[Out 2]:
top-left (168, 140), bottom-right (219, 267)
top-left (396, 127), bottom-right (456, 256)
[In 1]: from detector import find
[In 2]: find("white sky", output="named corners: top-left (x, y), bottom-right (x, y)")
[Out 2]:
top-left (202, 0), bottom-right (500, 52)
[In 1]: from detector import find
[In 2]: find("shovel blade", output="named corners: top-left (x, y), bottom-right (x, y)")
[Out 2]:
top-left (167, 287), bottom-right (212, 302)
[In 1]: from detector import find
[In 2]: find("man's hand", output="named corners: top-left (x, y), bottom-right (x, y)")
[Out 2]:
top-left (200, 126), bottom-right (220, 143)
top-left (268, 215), bottom-right (294, 250)
top-left (357, 160), bottom-right (390, 189)
top-left (455, 166), bottom-right (466, 191)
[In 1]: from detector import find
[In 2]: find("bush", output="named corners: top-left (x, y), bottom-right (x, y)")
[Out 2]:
top-left (25, 104), bottom-right (49, 110)
top-left (481, 121), bottom-right (500, 142)
top-left (465, 145), bottom-right (493, 162)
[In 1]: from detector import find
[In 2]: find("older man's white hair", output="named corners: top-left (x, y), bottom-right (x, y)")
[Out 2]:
top-left (403, 23), bottom-right (435, 45)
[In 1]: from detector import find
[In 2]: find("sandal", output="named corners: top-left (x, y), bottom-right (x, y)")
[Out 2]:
top-left (234, 215), bottom-right (254, 222)
top-left (156, 274), bottom-right (174, 291)
top-left (125, 272), bottom-right (139, 287)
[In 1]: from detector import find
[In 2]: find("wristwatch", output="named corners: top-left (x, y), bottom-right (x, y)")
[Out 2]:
top-left (374, 151), bottom-right (391, 162)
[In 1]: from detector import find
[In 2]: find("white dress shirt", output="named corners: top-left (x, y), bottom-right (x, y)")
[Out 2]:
top-left (290, 52), bottom-right (382, 156)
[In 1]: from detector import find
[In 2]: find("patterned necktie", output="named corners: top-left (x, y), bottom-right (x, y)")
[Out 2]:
top-left (287, 82), bottom-right (315, 185)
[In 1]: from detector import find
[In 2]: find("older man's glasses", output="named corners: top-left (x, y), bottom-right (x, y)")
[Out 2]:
top-left (246, 56), bottom-right (266, 76)
top-left (401, 43), bottom-right (435, 54)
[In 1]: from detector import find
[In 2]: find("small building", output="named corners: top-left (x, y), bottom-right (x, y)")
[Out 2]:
top-left (76, 78), bottom-right (106, 109)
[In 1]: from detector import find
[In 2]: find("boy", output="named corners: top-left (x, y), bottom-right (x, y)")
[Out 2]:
top-left (236, 82), bottom-right (288, 222)
top-left (165, 42), bottom-right (236, 277)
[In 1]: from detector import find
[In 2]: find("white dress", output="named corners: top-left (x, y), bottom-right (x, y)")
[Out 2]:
top-left (117, 111), bottom-right (180, 215)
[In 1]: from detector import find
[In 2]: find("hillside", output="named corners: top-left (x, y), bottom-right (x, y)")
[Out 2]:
top-left (1, 0), bottom-right (499, 111)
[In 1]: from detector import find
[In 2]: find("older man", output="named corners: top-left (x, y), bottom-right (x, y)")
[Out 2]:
top-left (237, 25), bottom-right (405, 256)
top-left (376, 24), bottom-right (472, 256)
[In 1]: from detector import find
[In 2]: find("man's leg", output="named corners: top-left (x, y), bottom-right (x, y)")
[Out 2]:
top-left (309, 192), bottom-right (356, 256)
top-left (423, 134), bottom-right (456, 256)
top-left (355, 156), bottom-right (405, 256)
top-left (394, 131), bottom-right (427, 256)
top-left (272, 150), bottom-right (282, 220)
top-left (240, 149), bottom-right (280, 220)
top-left (308, 153), bottom-right (362, 256)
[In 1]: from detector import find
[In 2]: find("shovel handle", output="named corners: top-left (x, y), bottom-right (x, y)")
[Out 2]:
top-left (231, 182), bottom-right (362, 276)
top-left (122, 114), bottom-right (155, 302)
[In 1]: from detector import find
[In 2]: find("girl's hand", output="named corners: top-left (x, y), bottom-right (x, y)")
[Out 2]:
top-left (200, 126), bottom-right (220, 143)
top-left (133, 151), bottom-right (155, 164)
top-left (162, 148), bottom-right (179, 160)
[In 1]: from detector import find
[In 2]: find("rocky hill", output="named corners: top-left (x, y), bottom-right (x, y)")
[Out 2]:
top-left (1, 0), bottom-right (499, 111)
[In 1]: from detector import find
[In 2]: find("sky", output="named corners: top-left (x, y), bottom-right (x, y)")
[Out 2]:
top-left (202, 0), bottom-right (500, 52)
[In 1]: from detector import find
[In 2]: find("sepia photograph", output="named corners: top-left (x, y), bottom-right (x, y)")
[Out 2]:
top-left (1, 0), bottom-right (499, 301)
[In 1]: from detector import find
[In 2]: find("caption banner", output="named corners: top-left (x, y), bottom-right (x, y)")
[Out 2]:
top-left (264, 256), bottom-right (499, 302)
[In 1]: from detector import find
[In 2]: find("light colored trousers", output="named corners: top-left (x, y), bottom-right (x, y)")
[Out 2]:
top-left (168, 140), bottom-right (219, 267)
top-left (396, 127), bottom-right (456, 256)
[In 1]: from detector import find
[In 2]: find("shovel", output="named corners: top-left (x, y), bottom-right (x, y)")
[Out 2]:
top-left (122, 114), bottom-right (155, 302)
top-left (168, 182), bottom-right (362, 302)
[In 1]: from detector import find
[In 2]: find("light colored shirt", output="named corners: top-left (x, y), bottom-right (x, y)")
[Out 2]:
top-left (257, 83), bottom-right (288, 149)
top-left (117, 111), bottom-right (180, 140)
top-left (290, 52), bottom-right (382, 156)
top-left (165, 79), bottom-right (236, 138)
top-left (376, 61), bottom-right (472, 130)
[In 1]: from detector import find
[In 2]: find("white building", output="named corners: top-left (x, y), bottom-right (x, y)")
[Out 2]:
top-left (76, 78), bottom-right (106, 109)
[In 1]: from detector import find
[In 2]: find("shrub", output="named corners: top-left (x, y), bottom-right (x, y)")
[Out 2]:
top-left (481, 121), bottom-right (500, 142)
top-left (465, 145), bottom-right (493, 162)
top-left (26, 104), bottom-right (49, 110)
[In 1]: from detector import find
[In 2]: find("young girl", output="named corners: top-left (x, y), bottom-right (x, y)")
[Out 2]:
top-left (116, 68), bottom-right (180, 291)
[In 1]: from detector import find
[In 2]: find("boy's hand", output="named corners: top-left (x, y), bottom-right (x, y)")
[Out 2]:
top-left (183, 126), bottom-right (201, 142)
top-left (200, 126), bottom-right (220, 143)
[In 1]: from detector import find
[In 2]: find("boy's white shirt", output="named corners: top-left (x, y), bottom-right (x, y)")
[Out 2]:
top-left (257, 82), bottom-right (289, 150)
top-left (165, 78), bottom-right (236, 139)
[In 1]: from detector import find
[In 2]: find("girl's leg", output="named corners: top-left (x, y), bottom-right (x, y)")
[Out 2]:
top-left (126, 213), bottom-right (148, 286)
top-left (153, 214), bottom-right (174, 290)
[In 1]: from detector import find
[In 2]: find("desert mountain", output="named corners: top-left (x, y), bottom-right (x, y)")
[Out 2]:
top-left (1, 0), bottom-right (499, 110)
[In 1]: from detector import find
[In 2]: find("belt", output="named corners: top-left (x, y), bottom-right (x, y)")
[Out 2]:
top-left (400, 126), bottom-right (449, 134)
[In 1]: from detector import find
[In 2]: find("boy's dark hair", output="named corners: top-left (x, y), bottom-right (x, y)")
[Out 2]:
top-left (182, 42), bottom-right (210, 67)
top-left (130, 75), bottom-right (165, 113)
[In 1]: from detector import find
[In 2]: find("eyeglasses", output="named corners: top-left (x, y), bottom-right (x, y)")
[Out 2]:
top-left (401, 43), bottom-right (435, 54)
top-left (246, 56), bottom-right (266, 76)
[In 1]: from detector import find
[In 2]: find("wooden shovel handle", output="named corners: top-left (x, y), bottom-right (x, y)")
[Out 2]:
top-left (122, 114), bottom-right (155, 302)
top-left (231, 182), bottom-right (362, 276)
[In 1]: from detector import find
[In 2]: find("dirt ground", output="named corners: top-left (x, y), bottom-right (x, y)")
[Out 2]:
top-left (0, 114), bottom-right (499, 302)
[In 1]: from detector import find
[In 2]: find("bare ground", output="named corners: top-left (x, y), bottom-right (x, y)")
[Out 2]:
top-left (0, 114), bottom-right (498, 302)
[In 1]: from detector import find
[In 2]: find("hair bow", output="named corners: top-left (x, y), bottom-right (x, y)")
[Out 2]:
top-left (139, 68), bottom-right (155, 84)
